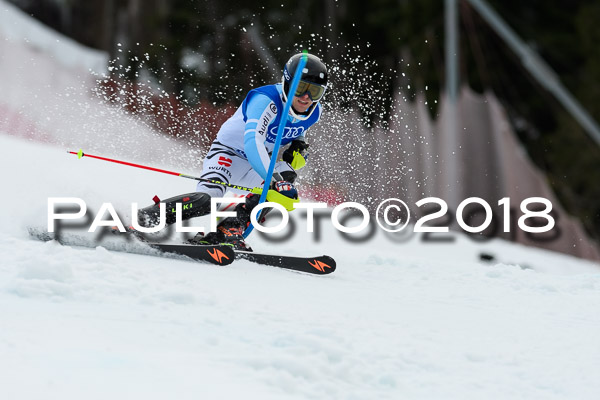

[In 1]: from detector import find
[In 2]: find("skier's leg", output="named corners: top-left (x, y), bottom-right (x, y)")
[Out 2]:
top-left (232, 160), bottom-right (298, 225)
top-left (138, 142), bottom-right (250, 227)
top-left (138, 192), bottom-right (212, 227)
top-left (197, 161), bottom-right (298, 249)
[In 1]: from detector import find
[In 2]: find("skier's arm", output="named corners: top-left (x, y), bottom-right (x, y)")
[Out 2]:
top-left (281, 104), bottom-right (320, 170)
top-left (282, 139), bottom-right (310, 170)
top-left (243, 95), bottom-right (278, 180)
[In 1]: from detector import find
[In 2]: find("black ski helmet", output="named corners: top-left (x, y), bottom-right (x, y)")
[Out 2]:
top-left (282, 53), bottom-right (328, 120)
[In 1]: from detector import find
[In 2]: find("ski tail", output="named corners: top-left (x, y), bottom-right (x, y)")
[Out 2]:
top-left (29, 227), bottom-right (235, 266)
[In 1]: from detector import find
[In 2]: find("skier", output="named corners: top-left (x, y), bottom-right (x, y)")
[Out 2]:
top-left (137, 52), bottom-right (329, 251)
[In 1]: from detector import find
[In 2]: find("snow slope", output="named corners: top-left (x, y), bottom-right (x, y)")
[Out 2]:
top-left (1, 134), bottom-right (600, 400)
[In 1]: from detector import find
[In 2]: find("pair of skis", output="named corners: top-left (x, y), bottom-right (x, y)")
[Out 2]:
top-left (28, 228), bottom-right (336, 275)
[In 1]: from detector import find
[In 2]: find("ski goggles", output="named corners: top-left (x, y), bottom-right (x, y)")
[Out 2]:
top-left (294, 80), bottom-right (326, 101)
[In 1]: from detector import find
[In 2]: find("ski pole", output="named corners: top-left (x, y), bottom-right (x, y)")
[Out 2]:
top-left (67, 149), bottom-right (263, 195)
top-left (243, 51), bottom-right (308, 238)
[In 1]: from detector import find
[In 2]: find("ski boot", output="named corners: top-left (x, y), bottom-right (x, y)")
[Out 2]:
top-left (188, 194), bottom-right (262, 251)
top-left (188, 184), bottom-right (291, 251)
top-left (189, 218), bottom-right (253, 252)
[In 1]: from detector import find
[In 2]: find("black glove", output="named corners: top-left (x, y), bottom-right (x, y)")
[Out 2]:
top-left (282, 140), bottom-right (310, 165)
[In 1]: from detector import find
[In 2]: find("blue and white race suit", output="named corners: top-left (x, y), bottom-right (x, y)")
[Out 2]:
top-left (196, 83), bottom-right (322, 197)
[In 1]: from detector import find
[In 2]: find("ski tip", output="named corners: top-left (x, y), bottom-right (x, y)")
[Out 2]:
top-left (307, 256), bottom-right (336, 274)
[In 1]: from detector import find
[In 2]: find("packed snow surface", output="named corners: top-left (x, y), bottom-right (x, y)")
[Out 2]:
top-left (1, 134), bottom-right (600, 400)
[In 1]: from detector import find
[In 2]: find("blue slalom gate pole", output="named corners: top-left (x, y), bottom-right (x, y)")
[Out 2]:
top-left (243, 52), bottom-right (308, 238)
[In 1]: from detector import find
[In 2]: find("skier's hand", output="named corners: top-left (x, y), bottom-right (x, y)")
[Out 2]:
top-left (282, 140), bottom-right (309, 169)
top-left (271, 180), bottom-right (298, 200)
